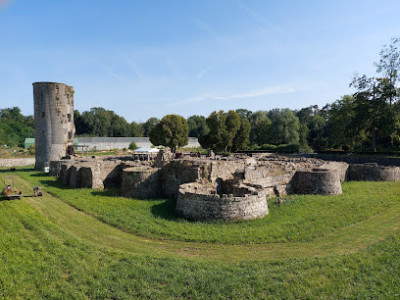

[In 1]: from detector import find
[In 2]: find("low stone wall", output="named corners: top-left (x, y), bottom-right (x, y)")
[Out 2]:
top-left (347, 164), bottom-right (400, 181)
top-left (305, 154), bottom-right (400, 167)
top-left (0, 158), bottom-right (35, 168)
top-left (53, 157), bottom-right (148, 189)
top-left (176, 182), bottom-right (268, 221)
top-left (121, 167), bottom-right (162, 199)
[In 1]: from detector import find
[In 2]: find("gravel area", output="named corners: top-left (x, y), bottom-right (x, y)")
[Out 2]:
top-left (0, 158), bottom-right (35, 168)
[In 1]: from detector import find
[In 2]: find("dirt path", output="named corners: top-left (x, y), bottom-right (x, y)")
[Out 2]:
top-left (6, 173), bottom-right (400, 262)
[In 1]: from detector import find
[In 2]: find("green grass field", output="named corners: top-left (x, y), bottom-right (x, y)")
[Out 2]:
top-left (0, 167), bottom-right (399, 298)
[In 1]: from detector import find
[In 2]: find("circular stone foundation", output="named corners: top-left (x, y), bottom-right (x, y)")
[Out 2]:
top-left (176, 182), bottom-right (268, 221)
top-left (291, 168), bottom-right (342, 195)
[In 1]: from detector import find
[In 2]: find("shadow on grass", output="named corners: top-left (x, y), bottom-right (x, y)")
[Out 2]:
top-left (33, 177), bottom-right (73, 190)
top-left (91, 189), bottom-right (122, 197)
top-left (150, 199), bottom-right (180, 221)
top-left (0, 167), bottom-right (34, 173)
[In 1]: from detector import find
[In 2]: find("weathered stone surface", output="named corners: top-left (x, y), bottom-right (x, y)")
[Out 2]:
top-left (160, 160), bottom-right (207, 199)
top-left (347, 163), bottom-right (400, 181)
top-left (154, 147), bottom-right (173, 167)
top-left (290, 168), bottom-right (342, 195)
top-left (55, 157), bottom-right (147, 189)
top-left (33, 82), bottom-right (75, 170)
top-left (68, 165), bottom-right (81, 188)
top-left (176, 182), bottom-right (268, 221)
top-left (122, 167), bottom-right (162, 199)
top-left (320, 162), bottom-right (349, 183)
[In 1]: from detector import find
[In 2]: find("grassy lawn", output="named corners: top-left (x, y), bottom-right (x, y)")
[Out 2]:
top-left (17, 169), bottom-right (400, 244)
top-left (0, 168), bottom-right (399, 298)
top-left (0, 148), bottom-right (34, 158)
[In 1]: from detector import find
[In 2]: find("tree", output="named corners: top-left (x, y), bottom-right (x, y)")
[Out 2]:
top-left (307, 115), bottom-right (327, 151)
top-left (349, 76), bottom-right (399, 151)
top-left (325, 95), bottom-right (357, 150)
top-left (0, 107), bottom-right (34, 147)
top-left (298, 123), bottom-right (311, 152)
top-left (128, 141), bottom-right (138, 150)
top-left (232, 117), bottom-right (251, 152)
top-left (129, 121), bottom-right (144, 137)
top-left (149, 114), bottom-right (188, 152)
top-left (235, 108), bottom-right (253, 119)
top-left (187, 115), bottom-right (209, 137)
top-left (296, 105), bottom-right (319, 125)
top-left (199, 110), bottom-right (241, 152)
top-left (143, 117), bottom-right (160, 136)
top-left (375, 37), bottom-right (400, 96)
top-left (249, 111), bottom-right (271, 145)
top-left (268, 109), bottom-right (300, 145)
top-left (109, 114), bottom-right (130, 137)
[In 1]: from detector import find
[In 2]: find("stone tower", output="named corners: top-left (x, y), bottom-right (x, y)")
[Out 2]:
top-left (33, 82), bottom-right (75, 170)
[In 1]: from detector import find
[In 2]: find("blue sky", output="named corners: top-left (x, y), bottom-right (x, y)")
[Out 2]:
top-left (1, 0), bottom-right (400, 122)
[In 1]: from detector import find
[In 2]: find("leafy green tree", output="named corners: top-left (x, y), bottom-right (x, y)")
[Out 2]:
top-left (75, 107), bottom-right (132, 137)
top-left (187, 115), bottom-right (209, 137)
top-left (143, 117), bottom-right (160, 136)
top-left (325, 95), bottom-right (357, 150)
top-left (232, 117), bottom-right (251, 152)
top-left (375, 37), bottom-right (400, 95)
top-left (199, 110), bottom-right (241, 152)
top-left (129, 121), bottom-right (144, 137)
top-left (249, 111), bottom-right (271, 145)
top-left (149, 114), bottom-right (188, 152)
top-left (299, 123), bottom-right (311, 152)
top-left (350, 76), bottom-right (399, 151)
top-left (0, 107), bottom-right (34, 147)
top-left (268, 109), bottom-right (300, 145)
top-left (296, 105), bottom-right (319, 125)
top-left (224, 110), bottom-right (241, 151)
top-left (235, 109), bottom-right (253, 119)
top-left (307, 115), bottom-right (327, 151)
top-left (109, 114), bottom-right (130, 137)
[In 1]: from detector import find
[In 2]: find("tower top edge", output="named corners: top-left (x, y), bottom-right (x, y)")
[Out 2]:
top-left (33, 82), bottom-right (73, 88)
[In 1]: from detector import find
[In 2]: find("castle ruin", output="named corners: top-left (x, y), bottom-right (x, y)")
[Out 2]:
top-left (33, 83), bottom-right (400, 222)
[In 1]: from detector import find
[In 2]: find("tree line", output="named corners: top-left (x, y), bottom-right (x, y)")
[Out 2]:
top-left (1, 38), bottom-right (399, 152)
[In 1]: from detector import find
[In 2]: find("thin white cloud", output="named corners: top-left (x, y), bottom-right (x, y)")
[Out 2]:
top-left (237, 0), bottom-right (284, 35)
top-left (101, 64), bottom-right (127, 83)
top-left (169, 85), bottom-right (298, 106)
top-left (116, 51), bottom-right (145, 80)
top-left (193, 18), bottom-right (231, 44)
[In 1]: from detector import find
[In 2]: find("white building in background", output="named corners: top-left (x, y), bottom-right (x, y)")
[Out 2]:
top-left (25, 137), bottom-right (200, 151)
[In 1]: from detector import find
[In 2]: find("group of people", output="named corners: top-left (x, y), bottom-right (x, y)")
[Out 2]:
top-left (190, 152), bottom-right (201, 158)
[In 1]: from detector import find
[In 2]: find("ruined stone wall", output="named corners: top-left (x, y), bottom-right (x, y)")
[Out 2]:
top-left (55, 158), bottom-right (146, 190)
top-left (176, 182), bottom-right (268, 221)
top-left (122, 167), bottom-right (162, 199)
top-left (33, 82), bottom-right (75, 170)
top-left (347, 164), bottom-right (400, 181)
top-left (304, 154), bottom-right (400, 167)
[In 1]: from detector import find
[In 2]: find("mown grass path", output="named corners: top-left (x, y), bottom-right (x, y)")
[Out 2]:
top-left (4, 170), bottom-right (400, 262)
top-left (1, 168), bottom-right (400, 298)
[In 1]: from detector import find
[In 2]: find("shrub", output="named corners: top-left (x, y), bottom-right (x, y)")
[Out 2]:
top-left (129, 141), bottom-right (138, 150)
top-left (28, 145), bottom-right (35, 155)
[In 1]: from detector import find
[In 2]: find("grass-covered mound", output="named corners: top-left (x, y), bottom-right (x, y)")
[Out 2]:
top-left (18, 169), bottom-right (400, 244)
